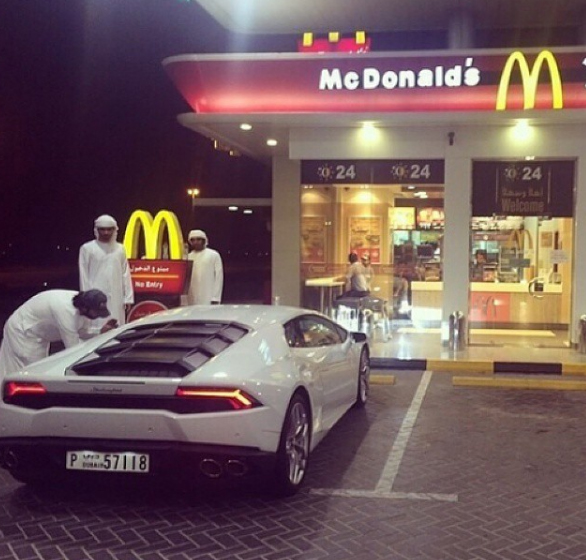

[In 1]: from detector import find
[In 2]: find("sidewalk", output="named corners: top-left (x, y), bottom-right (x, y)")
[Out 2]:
top-left (370, 328), bottom-right (586, 375)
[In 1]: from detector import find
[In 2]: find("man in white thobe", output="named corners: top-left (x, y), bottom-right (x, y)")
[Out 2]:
top-left (79, 214), bottom-right (134, 326)
top-left (186, 229), bottom-right (224, 305)
top-left (0, 289), bottom-right (117, 376)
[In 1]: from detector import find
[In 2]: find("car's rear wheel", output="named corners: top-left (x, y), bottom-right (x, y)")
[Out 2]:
top-left (354, 347), bottom-right (370, 408)
top-left (272, 392), bottom-right (311, 497)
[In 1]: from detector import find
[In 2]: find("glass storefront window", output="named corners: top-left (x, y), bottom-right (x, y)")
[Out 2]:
top-left (300, 183), bottom-right (444, 333)
top-left (468, 215), bottom-right (573, 342)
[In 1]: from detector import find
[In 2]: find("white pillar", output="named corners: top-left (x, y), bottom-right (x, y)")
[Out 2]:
top-left (448, 10), bottom-right (474, 49)
top-left (571, 155), bottom-right (586, 344)
top-left (442, 153), bottom-right (472, 343)
top-left (272, 157), bottom-right (301, 306)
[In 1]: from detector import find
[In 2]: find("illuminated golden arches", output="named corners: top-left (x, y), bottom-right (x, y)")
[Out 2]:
top-left (496, 50), bottom-right (563, 111)
top-left (123, 210), bottom-right (184, 259)
top-left (505, 229), bottom-right (533, 250)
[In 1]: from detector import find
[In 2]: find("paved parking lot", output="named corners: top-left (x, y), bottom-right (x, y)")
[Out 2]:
top-left (2, 370), bottom-right (586, 559)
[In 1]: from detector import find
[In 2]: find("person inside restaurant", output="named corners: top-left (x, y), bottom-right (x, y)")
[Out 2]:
top-left (470, 249), bottom-right (494, 282)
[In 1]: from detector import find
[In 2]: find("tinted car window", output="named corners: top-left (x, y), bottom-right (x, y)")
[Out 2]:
top-left (298, 316), bottom-right (343, 347)
top-left (284, 320), bottom-right (305, 348)
top-left (334, 323), bottom-right (348, 342)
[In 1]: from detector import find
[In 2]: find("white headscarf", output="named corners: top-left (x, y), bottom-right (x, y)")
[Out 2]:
top-left (94, 214), bottom-right (118, 243)
top-left (188, 229), bottom-right (208, 246)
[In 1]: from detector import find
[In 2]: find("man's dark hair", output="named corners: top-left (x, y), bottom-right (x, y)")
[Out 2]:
top-left (73, 289), bottom-right (110, 318)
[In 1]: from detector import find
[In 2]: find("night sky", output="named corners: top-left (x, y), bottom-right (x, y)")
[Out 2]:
top-left (0, 0), bottom-right (288, 267)
top-left (1, 0), bottom-right (572, 270)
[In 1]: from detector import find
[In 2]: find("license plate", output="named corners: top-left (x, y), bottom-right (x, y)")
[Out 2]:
top-left (66, 451), bottom-right (150, 473)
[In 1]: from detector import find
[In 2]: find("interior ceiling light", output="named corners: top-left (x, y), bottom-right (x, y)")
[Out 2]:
top-left (228, 206), bottom-right (238, 211)
top-left (240, 123), bottom-right (252, 131)
top-left (243, 209), bottom-right (253, 214)
top-left (266, 139), bottom-right (278, 147)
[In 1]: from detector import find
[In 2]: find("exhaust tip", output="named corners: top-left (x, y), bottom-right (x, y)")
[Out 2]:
top-left (200, 458), bottom-right (222, 478)
top-left (225, 459), bottom-right (248, 477)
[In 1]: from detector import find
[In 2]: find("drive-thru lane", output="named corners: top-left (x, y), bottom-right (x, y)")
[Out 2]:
top-left (1, 370), bottom-right (585, 560)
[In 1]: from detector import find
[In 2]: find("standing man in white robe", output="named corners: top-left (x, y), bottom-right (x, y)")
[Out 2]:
top-left (186, 229), bottom-right (224, 305)
top-left (0, 289), bottom-right (117, 376)
top-left (79, 214), bottom-right (134, 326)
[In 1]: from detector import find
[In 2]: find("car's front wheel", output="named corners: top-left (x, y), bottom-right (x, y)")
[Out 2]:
top-left (272, 392), bottom-right (311, 497)
top-left (354, 347), bottom-right (370, 408)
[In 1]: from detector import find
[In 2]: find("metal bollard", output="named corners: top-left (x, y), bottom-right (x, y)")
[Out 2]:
top-left (448, 311), bottom-right (467, 351)
top-left (272, 296), bottom-right (280, 306)
top-left (578, 315), bottom-right (586, 353)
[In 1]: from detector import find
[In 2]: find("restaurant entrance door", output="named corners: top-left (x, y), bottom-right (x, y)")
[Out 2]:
top-left (469, 160), bottom-right (575, 349)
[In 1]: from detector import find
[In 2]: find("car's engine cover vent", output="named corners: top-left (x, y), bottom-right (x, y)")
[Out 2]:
top-left (67, 321), bottom-right (250, 378)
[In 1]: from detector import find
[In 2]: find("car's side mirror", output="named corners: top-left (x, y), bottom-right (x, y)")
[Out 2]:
top-left (351, 332), bottom-right (367, 343)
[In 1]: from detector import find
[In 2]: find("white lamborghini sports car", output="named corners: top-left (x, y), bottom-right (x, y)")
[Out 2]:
top-left (0, 305), bottom-right (370, 496)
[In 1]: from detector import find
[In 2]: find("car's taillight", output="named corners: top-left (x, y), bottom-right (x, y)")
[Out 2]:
top-left (175, 387), bottom-right (261, 410)
top-left (4, 381), bottom-right (47, 401)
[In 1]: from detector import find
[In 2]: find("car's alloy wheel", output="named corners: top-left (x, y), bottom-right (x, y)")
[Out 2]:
top-left (354, 348), bottom-right (370, 408)
top-left (272, 392), bottom-right (310, 497)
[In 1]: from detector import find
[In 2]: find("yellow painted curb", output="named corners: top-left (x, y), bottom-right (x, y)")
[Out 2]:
top-left (562, 363), bottom-right (586, 376)
top-left (371, 374), bottom-right (395, 385)
top-left (427, 360), bottom-right (493, 374)
top-left (453, 376), bottom-right (586, 391)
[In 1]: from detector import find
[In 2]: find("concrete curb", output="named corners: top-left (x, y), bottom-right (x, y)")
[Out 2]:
top-left (371, 357), bottom-right (586, 376)
top-left (370, 374), bottom-right (395, 385)
top-left (453, 376), bottom-right (586, 391)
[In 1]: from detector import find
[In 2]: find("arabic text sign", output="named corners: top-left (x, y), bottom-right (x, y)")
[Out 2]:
top-left (129, 259), bottom-right (191, 295)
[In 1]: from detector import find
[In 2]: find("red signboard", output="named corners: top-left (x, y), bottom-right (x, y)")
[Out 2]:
top-left (127, 300), bottom-right (169, 322)
top-left (163, 48), bottom-right (585, 114)
top-left (129, 259), bottom-right (191, 295)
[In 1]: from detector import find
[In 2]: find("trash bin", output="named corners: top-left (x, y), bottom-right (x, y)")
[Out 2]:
top-left (448, 311), bottom-right (467, 351)
top-left (578, 315), bottom-right (586, 353)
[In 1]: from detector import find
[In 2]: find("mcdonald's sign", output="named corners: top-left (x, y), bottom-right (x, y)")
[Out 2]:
top-left (165, 46), bottom-right (586, 114)
top-left (496, 50), bottom-right (563, 111)
top-left (123, 210), bottom-right (184, 260)
top-left (123, 210), bottom-right (191, 297)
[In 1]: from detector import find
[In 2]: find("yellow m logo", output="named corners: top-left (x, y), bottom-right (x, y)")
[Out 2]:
top-left (496, 50), bottom-right (563, 111)
top-left (123, 210), bottom-right (185, 259)
top-left (505, 228), bottom-right (534, 250)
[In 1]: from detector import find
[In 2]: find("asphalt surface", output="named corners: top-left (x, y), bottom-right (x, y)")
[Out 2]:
top-left (1, 370), bottom-right (586, 559)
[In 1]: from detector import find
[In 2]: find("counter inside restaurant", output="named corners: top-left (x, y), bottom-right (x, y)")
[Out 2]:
top-left (410, 281), bottom-right (565, 325)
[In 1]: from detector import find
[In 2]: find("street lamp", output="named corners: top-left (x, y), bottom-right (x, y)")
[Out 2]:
top-left (187, 187), bottom-right (200, 221)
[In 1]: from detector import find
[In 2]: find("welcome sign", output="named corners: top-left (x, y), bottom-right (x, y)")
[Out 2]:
top-left (472, 160), bottom-right (575, 217)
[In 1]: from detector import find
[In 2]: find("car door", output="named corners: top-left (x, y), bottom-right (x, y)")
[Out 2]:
top-left (296, 315), bottom-right (355, 427)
